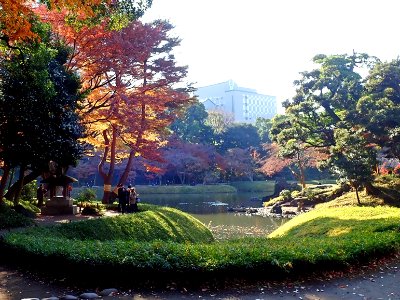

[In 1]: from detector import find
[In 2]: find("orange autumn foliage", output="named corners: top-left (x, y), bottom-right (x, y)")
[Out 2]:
top-left (0, 0), bottom-right (36, 42)
top-left (0, 0), bottom-right (111, 43)
top-left (258, 143), bottom-right (329, 188)
top-left (37, 8), bottom-right (192, 201)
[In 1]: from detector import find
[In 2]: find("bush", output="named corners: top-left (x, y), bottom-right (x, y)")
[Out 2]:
top-left (81, 206), bottom-right (100, 215)
top-left (20, 180), bottom-right (37, 203)
top-left (75, 188), bottom-right (97, 202)
top-left (279, 189), bottom-right (292, 201)
top-left (0, 202), bottom-right (35, 229)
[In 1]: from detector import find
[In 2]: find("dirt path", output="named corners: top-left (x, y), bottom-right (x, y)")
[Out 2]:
top-left (1, 213), bottom-right (399, 299)
top-left (0, 254), bottom-right (399, 299)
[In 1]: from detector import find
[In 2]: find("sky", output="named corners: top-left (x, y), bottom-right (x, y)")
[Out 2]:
top-left (142, 0), bottom-right (400, 111)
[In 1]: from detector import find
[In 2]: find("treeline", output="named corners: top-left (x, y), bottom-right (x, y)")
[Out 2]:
top-left (69, 102), bottom-right (329, 187)
top-left (1, 1), bottom-right (398, 207)
top-left (71, 53), bottom-right (400, 197)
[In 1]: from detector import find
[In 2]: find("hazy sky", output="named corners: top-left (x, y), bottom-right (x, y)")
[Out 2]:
top-left (142, 0), bottom-right (400, 108)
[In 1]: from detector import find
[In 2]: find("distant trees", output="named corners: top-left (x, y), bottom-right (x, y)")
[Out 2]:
top-left (217, 124), bottom-right (261, 153)
top-left (169, 101), bottom-right (214, 144)
top-left (255, 117), bottom-right (273, 143)
top-left (36, 49), bottom-right (400, 193)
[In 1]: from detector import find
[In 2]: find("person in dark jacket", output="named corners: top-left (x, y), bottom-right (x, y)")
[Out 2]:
top-left (36, 184), bottom-right (47, 207)
top-left (117, 183), bottom-right (128, 213)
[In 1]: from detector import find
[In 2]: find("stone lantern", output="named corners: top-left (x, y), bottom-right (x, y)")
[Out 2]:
top-left (40, 174), bottom-right (78, 215)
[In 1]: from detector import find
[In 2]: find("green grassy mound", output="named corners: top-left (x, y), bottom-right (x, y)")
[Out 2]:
top-left (269, 207), bottom-right (400, 263)
top-left (2, 203), bottom-right (400, 287)
top-left (0, 201), bottom-right (36, 229)
top-left (2, 204), bottom-right (214, 243)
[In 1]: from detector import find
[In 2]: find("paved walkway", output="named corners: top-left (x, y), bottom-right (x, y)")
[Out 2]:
top-left (33, 210), bottom-right (120, 225)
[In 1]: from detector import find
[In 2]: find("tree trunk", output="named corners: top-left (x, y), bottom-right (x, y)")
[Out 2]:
top-left (355, 187), bottom-right (361, 205)
top-left (118, 149), bottom-right (136, 185)
top-left (288, 165), bottom-right (306, 190)
top-left (99, 128), bottom-right (117, 204)
top-left (13, 165), bottom-right (26, 205)
top-left (0, 164), bottom-right (11, 204)
top-left (158, 174), bottom-right (162, 186)
top-left (177, 172), bottom-right (185, 184)
top-left (298, 158), bottom-right (306, 190)
top-left (365, 182), bottom-right (380, 196)
top-left (7, 167), bottom-right (14, 190)
top-left (4, 169), bottom-right (40, 201)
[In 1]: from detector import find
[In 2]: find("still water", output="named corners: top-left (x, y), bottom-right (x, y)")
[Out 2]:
top-left (139, 192), bottom-right (289, 238)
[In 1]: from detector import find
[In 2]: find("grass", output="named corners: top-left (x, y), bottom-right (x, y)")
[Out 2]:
top-left (269, 205), bottom-right (400, 238)
top-left (0, 200), bottom-right (36, 229)
top-left (3, 204), bottom-right (213, 243)
top-left (1, 176), bottom-right (400, 285)
top-left (2, 202), bottom-right (400, 284)
top-left (229, 180), bottom-right (275, 193)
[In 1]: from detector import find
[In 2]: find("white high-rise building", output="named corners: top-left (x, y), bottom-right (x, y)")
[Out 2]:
top-left (195, 80), bottom-right (277, 123)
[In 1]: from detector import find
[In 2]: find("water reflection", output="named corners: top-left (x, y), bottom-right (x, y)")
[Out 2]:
top-left (140, 192), bottom-right (288, 237)
top-left (192, 213), bottom-right (288, 240)
top-left (139, 192), bottom-right (266, 214)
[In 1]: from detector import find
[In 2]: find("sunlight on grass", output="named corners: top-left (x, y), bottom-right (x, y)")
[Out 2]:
top-left (269, 206), bottom-right (400, 238)
top-left (327, 226), bottom-right (351, 237)
top-left (316, 190), bottom-right (386, 208)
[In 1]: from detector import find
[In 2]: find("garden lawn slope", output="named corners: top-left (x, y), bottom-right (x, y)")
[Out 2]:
top-left (1, 205), bottom-right (400, 286)
top-left (268, 206), bottom-right (400, 264)
top-left (2, 204), bottom-right (214, 243)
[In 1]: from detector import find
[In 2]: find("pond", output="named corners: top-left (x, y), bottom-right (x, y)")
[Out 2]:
top-left (139, 192), bottom-right (289, 239)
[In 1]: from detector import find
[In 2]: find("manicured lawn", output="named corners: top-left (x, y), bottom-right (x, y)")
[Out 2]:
top-left (2, 204), bottom-right (399, 284)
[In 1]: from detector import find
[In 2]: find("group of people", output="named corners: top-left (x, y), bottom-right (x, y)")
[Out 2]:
top-left (116, 184), bottom-right (139, 213)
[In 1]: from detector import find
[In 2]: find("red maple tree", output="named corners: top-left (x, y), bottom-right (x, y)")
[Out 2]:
top-left (38, 9), bottom-right (193, 202)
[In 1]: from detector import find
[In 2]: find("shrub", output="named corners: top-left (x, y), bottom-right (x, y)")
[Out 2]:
top-left (81, 206), bottom-right (99, 215)
top-left (263, 195), bottom-right (284, 207)
top-left (279, 189), bottom-right (292, 201)
top-left (20, 180), bottom-right (37, 203)
top-left (0, 202), bottom-right (35, 229)
top-left (75, 188), bottom-right (97, 202)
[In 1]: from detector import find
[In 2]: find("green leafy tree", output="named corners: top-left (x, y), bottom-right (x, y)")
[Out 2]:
top-left (169, 101), bottom-right (214, 144)
top-left (275, 53), bottom-right (382, 192)
top-left (218, 124), bottom-right (261, 153)
top-left (0, 24), bottom-right (85, 204)
top-left (284, 53), bottom-right (375, 147)
top-left (265, 115), bottom-right (328, 189)
top-left (323, 128), bottom-right (377, 204)
top-left (255, 117), bottom-right (272, 143)
top-left (357, 58), bottom-right (400, 159)
top-left (205, 110), bottom-right (234, 135)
